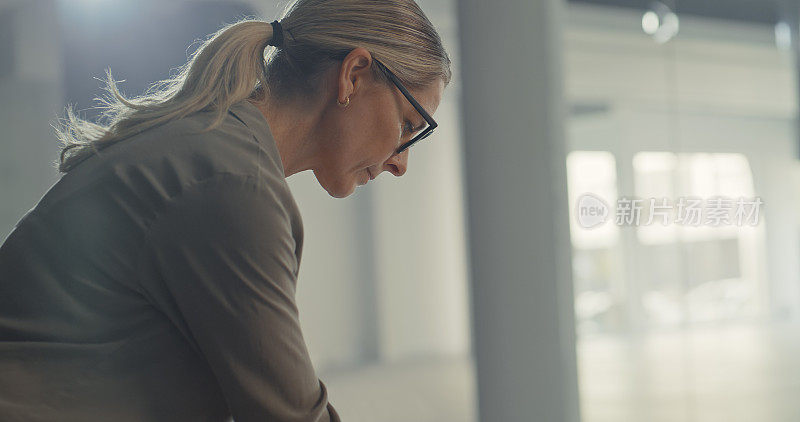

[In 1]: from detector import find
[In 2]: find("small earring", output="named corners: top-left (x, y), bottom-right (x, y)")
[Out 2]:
top-left (337, 96), bottom-right (350, 108)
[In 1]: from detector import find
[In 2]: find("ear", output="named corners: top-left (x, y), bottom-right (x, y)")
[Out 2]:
top-left (337, 47), bottom-right (374, 104)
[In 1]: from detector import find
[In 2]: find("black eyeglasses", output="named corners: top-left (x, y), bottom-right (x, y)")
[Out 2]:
top-left (373, 60), bottom-right (438, 154)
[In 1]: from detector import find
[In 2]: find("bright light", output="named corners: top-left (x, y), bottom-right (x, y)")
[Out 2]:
top-left (775, 21), bottom-right (792, 51)
top-left (642, 11), bottom-right (660, 35)
top-left (642, 1), bottom-right (679, 44)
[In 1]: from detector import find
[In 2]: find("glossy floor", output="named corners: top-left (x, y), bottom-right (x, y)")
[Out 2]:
top-left (579, 322), bottom-right (800, 422)
top-left (323, 322), bottom-right (800, 421)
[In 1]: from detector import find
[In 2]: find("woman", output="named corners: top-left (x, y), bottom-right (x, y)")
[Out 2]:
top-left (0, 0), bottom-right (451, 420)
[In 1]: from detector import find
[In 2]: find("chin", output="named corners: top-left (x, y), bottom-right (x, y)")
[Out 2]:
top-left (327, 186), bottom-right (354, 199)
top-left (315, 171), bottom-right (357, 198)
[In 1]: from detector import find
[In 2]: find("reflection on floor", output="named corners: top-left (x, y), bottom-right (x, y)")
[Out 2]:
top-left (322, 356), bottom-right (477, 422)
top-left (322, 322), bottom-right (800, 422)
top-left (579, 322), bottom-right (800, 422)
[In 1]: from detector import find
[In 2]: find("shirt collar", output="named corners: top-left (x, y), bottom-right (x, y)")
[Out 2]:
top-left (227, 99), bottom-right (285, 174)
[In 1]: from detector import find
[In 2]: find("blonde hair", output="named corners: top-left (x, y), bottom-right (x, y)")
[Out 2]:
top-left (56, 0), bottom-right (451, 173)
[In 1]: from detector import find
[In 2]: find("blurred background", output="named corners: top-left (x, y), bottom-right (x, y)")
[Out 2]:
top-left (2, 0), bottom-right (800, 421)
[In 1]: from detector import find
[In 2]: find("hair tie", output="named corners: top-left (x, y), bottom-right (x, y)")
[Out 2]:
top-left (267, 20), bottom-right (284, 48)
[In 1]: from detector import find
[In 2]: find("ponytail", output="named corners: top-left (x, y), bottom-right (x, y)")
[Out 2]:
top-left (56, 20), bottom-right (277, 173)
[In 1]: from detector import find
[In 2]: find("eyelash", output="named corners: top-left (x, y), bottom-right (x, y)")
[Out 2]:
top-left (404, 121), bottom-right (414, 134)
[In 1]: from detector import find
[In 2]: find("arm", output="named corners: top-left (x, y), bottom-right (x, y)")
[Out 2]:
top-left (140, 174), bottom-right (339, 422)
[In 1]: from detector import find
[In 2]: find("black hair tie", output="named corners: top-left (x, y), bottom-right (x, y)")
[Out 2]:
top-left (268, 20), bottom-right (284, 48)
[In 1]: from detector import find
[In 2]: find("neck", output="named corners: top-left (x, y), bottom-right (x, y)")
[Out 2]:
top-left (249, 93), bottom-right (321, 177)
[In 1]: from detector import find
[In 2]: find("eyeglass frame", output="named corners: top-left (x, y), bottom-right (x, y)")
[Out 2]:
top-left (373, 59), bottom-right (438, 154)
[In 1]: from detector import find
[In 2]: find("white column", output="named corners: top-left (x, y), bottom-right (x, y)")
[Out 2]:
top-left (456, 0), bottom-right (581, 421)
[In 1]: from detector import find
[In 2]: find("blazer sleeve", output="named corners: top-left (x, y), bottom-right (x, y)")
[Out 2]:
top-left (138, 174), bottom-right (340, 422)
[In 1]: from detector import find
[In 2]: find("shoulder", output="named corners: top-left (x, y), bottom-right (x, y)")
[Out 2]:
top-left (47, 101), bottom-right (290, 212)
top-left (80, 101), bottom-right (285, 194)
top-left (124, 100), bottom-right (285, 185)
top-left (65, 100), bottom-right (282, 184)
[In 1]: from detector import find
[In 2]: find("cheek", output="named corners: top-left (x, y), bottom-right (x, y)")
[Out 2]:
top-left (369, 106), bottom-right (402, 153)
top-left (348, 106), bottom-right (400, 160)
top-left (322, 94), bottom-right (401, 176)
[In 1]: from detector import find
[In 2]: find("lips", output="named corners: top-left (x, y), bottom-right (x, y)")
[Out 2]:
top-left (367, 168), bottom-right (375, 181)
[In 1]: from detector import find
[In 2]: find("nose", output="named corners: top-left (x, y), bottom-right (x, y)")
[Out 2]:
top-left (382, 149), bottom-right (409, 177)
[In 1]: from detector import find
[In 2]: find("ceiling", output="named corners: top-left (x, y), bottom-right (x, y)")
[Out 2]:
top-left (569, 0), bottom-right (785, 25)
